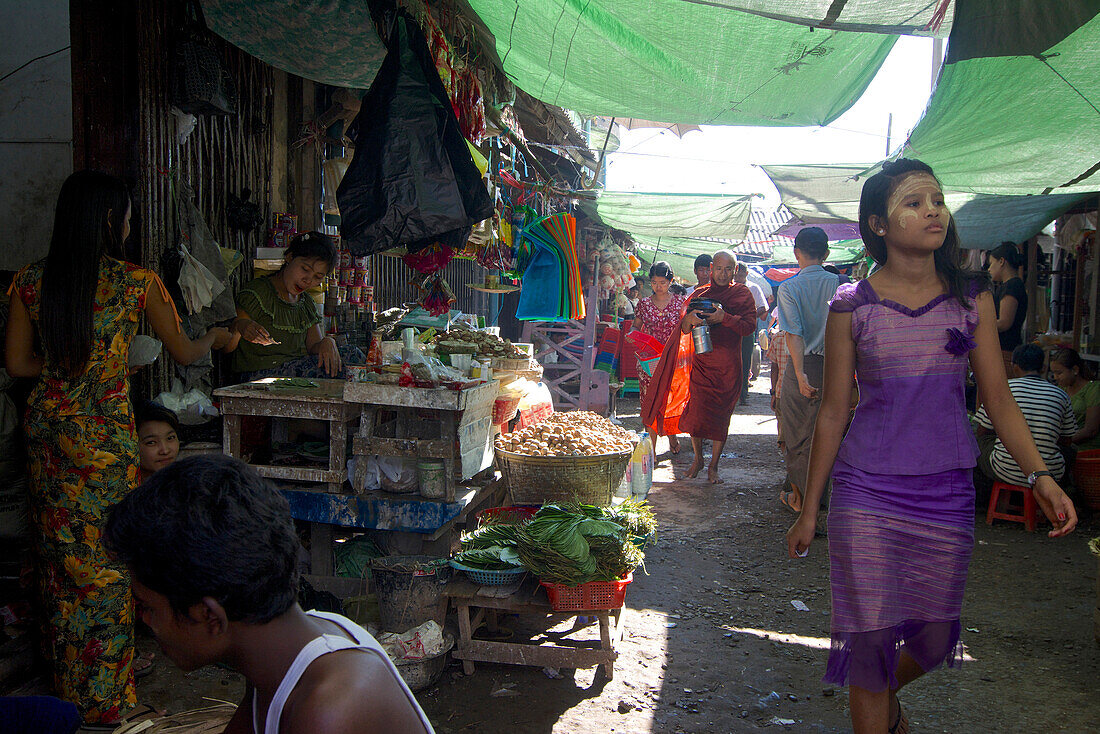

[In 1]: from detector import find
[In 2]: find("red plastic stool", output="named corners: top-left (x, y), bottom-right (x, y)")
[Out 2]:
top-left (986, 481), bottom-right (1038, 532)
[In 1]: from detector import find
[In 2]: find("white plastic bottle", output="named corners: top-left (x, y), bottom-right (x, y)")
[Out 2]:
top-left (630, 434), bottom-right (654, 500)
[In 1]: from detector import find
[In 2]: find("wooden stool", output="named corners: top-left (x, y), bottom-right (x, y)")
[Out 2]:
top-left (986, 481), bottom-right (1038, 532)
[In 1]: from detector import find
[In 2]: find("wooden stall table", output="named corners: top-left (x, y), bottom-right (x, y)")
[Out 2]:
top-left (443, 576), bottom-right (625, 679)
top-left (215, 378), bottom-right (360, 574)
top-left (344, 381), bottom-right (499, 502)
top-left (215, 378), bottom-right (506, 574)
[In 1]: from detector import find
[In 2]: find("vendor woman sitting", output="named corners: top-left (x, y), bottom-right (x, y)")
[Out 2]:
top-left (225, 231), bottom-right (362, 380)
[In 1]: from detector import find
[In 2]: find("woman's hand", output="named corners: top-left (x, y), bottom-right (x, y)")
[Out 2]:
top-left (315, 337), bottom-right (341, 377)
top-left (1032, 476), bottom-right (1078, 538)
top-left (209, 327), bottom-right (233, 350)
top-left (786, 512), bottom-right (817, 558)
top-left (237, 318), bottom-right (276, 345)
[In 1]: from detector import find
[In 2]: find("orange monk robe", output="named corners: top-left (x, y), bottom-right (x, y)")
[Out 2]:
top-left (644, 282), bottom-right (758, 441)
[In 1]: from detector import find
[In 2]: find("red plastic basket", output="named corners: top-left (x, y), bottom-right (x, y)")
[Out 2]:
top-left (540, 573), bottom-right (633, 611)
top-left (475, 505), bottom-right (539, 527)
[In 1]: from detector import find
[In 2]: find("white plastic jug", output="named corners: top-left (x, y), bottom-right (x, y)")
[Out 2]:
top-left (630, 434), bottom-right (654, 500)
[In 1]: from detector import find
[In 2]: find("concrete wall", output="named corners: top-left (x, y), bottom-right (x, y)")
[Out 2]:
top-left (0, 0), bottom-right (72, 271)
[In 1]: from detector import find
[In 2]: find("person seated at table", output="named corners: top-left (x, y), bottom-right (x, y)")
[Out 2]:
top-left (974, 344), bottom-right (1076, 488)
top-left (104, 455), bottom-right (435, 734)
top-left (225, 231), bottom-right (363, 381)
top-left (1049, 347), bottom-right (1100, 452)
top-left (136, 402), bottom-right (180, 482)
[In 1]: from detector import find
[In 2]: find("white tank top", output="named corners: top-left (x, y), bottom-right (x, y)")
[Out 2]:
top-left (252, 610), bottom-right (435, 734)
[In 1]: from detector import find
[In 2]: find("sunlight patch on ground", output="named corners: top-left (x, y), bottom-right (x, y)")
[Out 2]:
top-left (720, 625), bottom-right (976, 662)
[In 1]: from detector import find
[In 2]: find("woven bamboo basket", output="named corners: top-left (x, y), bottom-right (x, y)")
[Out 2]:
top-left (1074, 450), bottom-right (1100, 511)
top-left (495, 447), bottom-right (632, 506)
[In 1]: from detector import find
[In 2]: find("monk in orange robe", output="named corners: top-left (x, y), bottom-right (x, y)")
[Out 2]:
top-left (643, 250), bottom-right (758, 483)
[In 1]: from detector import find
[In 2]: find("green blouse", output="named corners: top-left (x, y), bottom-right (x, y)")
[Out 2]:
top-left (231, 275), bottom-right (321, 373)
top-left (1070, 380), bottom-right (1100, 451)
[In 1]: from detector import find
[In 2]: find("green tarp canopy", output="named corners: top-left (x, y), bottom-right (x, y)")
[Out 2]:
top-left (582, 192), bottom-right (754, 240)
top-left (203, 0), bottom-right (385, 88)
top-left (900, 1), bottom-right (1100, 195)
top-left (670, 1), bottom-right (955, 36)
top-left (465, 0), bottom-right (896, 126)
top-left (763, 239), bottom-right (867, 266)
top-left (761, 164), bottom-right (1091, 249)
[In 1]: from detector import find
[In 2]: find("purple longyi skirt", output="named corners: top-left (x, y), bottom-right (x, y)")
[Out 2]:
top-left (825, 460), bottom-right (974, 692)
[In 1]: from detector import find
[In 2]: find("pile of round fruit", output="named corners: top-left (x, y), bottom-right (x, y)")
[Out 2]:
top-left (494, 411), bottom-right (636, 457)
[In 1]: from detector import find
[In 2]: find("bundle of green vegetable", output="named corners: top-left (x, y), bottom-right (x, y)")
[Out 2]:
top-left (567, 500), bottom-right (657, 538)
top-left (454, 523), bottom-right (524, 570)
top-left (514, 504), bottom-right (647, 585)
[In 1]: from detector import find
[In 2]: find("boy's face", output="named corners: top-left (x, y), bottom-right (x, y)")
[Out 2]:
top-left (132, 579), bottom-right (222, 671)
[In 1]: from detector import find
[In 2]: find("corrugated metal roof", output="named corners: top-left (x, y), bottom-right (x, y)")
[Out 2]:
top-left (737, 205), bottom-right (794, 259)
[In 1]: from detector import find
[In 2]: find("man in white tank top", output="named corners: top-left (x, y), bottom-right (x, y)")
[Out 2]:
top-left (105, 454), bottom-right (434, 734)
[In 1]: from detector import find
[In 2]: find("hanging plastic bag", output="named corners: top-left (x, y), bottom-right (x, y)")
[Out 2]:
top-left (178, 240), bottom-right (225, 314)
top-left (336, 13), bottom-right (494, 256)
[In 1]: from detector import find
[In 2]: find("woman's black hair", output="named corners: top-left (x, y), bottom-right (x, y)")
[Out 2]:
top-left (858, 158), bottom-right (987, 308)
top-left (105, 454), bottom-right (302, 623)
top-left (285, 231), bottom-right (337, 269)
top-left (136, 401), bottom-right (181, 435)
top-left (1051, 347), bottom-right (1093, 380)
top-left (41, 171), bottom-right (131, 376)
top-left (989, 241), bottom-right (1025, 270)
top-left (649, 260), bottom-right (674, 280)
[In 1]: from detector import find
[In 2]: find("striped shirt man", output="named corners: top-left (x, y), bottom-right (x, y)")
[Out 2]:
top-left (974, 374), bottom-right (1076, 485)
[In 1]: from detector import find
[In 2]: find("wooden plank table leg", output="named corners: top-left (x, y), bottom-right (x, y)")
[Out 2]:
top-left (598, 611), bottom-right (614, 679)
top-left (457, 601), bottom-right (476, 675)
top-left (311, 522), bottom-right (334, 576)
top-left (224, 414), bottom-right (242, 459)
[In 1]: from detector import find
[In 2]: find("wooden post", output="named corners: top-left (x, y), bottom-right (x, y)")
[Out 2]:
top-left (1025, 236), bottom-right (1039, 341)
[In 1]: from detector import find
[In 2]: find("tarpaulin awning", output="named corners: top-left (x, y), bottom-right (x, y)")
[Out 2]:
top-left (465, 0), bottom-right (896, 126)
top-left (202, 0), bottom-right (386, 89)
top-left (761, 164), bottom-right (1092, 249)
top-left (763, 239), bottom-right (867, 266)
top-left (774, 219), bottom-right (861, 240)
top-left (631, 235), bottom-right (743, 260)
top-left (900, 1), bottom-right (1100, 195)
top-left (678, 1), bottom-right (955, 36)
top-left (583, 192), bottom-right (754, 239)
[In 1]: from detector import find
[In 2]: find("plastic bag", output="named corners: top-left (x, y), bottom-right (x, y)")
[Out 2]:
top-left (178, 240), bottom-right (225, 314)
top-left (155, 378), bottom-right (219, 425)
top-left (378, 620), bottom-right (446, 661)
top-left (336, 13), bottom-right (493, 256)
top-left (128, 335), bottom-right (162, 369)
top-left (377, 456), bottom-right (417, 493)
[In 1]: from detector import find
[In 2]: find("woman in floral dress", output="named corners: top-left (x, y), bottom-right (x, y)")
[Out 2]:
top-left (633, 261), bottom-right (686, 452)
top-left (5, 171), bottom-right (229, 724)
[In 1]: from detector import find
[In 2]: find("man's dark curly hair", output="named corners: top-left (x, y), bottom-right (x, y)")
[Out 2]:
top-left (105, 454), bottom-right (301, 623)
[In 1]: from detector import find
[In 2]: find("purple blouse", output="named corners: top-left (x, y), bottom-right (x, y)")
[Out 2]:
top-left (829, 279), bottom-right (985, 476)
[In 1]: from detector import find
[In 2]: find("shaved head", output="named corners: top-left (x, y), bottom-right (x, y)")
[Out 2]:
top-left (710, 250), bottom-right (737, 287)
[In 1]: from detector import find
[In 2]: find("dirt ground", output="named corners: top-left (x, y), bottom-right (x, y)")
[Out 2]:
top-left (132, 376), bottom-right (1100, 733)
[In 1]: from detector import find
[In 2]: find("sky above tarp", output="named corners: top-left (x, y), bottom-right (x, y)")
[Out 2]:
top-left (466, 0), bottom-right (896, 126)
top-left (688, 1), bottom-right (955, 37)
top-left (583, 192), bottom-right (754, 239)
top-left (900, 1), bottom-right (1100, 195)
top-left (202, 0), bottom-right (385, 88)
top-left (761, 164), bottom-right (1091, 250)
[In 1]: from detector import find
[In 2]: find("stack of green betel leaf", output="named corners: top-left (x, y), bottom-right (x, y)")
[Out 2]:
top-left (514, 503), bottom-right (649, 586)
top-left (453, 523), bottom-right (524, 570)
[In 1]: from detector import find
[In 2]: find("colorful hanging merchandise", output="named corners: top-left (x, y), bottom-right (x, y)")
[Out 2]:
top-left (403, 242), bottom-right (456, 316)
top-left (515, 213), bottom-right (583, 321)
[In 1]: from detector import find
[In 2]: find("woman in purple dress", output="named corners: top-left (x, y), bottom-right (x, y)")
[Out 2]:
top-left (786, 159), bottom-right (1077, 734)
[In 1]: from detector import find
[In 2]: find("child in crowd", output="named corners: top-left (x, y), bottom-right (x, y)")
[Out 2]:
top-left (786, 159), bottom-right (1076, 734)
top-left (135, 402), bottom-right (181, 481)
top-left (105, 454), bottom-right (434, 734)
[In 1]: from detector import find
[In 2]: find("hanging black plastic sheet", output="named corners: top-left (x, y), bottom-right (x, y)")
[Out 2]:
top-left (337, 13), bottom-right (494, 256)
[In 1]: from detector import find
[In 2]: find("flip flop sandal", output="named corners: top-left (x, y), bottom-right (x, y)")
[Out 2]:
top-left (778, 489), bottom-right (802, 514)
top-left (473, 624), bottom-right (514, 641)
top-left (888, 702), bottom-right (910, 734)
top-left (133, 653), bottom-right (155, 679)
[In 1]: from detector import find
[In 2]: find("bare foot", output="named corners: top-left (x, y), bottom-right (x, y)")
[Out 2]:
top-left (668, 436), bottom-right (681, 454)
top-left (687, 457), bottom-right (703, 478)
top-left (707, 466), bottom-right (724, 484)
